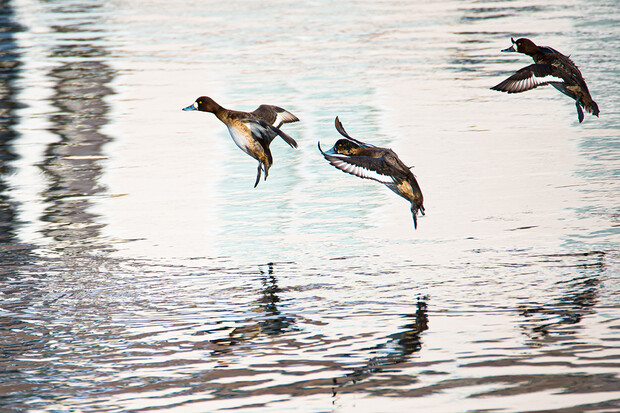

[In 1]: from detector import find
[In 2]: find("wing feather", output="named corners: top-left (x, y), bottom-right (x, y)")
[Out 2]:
top-left (325, 154), bottom-right (396, 184)
top-left (245, 118), bottom-right (297, 148)
top-left (334, 117), bottom-right (377, 148)
top-left (318, 141), bottom-right (403, 185)
top-left (491, 64), bottom-right (564, 94)
top-left (273, 107), bottom-right (299, 125)
top-left (252, 105), bottom-right (299, 126)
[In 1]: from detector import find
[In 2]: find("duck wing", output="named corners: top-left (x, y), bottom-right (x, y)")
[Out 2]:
top-left (252, 105), bottom-right (299, 128)
top-left (318, 142), bottom-right (407, 185)
top-left (245, 118), bottom-right (298, 149)
top-left (550, 54), bottom-right (585, 84)
top-left (539, 45), bottom-right (562, 55)
top-left (491, 64), bottom-right (564, 94)
top-left (334, 116), bottom-right (377, 148)
top-left (245, 118), bottom-right (298, 148)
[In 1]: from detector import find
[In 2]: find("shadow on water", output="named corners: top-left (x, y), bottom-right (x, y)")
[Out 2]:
top-left (38, 3), bottom-right (115, 253)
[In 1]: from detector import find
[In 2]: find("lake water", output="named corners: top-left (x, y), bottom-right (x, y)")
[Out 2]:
top-left (1, 0), bottom-right (619, 411)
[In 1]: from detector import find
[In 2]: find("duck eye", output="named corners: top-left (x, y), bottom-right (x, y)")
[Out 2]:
top-left (198, 100), bottom-right (202, 104)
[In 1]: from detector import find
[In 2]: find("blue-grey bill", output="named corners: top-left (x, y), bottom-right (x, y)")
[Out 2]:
top-left (317, 141), bottom-right (336, 155)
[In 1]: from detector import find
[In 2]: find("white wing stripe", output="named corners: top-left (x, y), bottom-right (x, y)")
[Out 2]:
top-left (330, 159), bottom-right (394, 184)
top-left (507, 73), bottom-right (559, 92)
top-left (274, 110), bottom-right (298, 125)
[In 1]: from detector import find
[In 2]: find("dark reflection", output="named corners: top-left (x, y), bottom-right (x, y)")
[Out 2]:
top-left (0, 5), bottom-right (116, 406)
top-left (458, 5), bottom-right (547, 22)
top-left (0, 0), bottom-right (24, 245)
top-left (202, 292), bottom-right (430, 402)
top-left (518, 251), bottom-right (605, 342)
top-left (38, 3), bottom-right (114, 251)
top-left (211, 263), bottom-right (295, 352)
top-left (332, 296), bottom-right (429, 396)
top-left (255, 262), bottom-right (296, 335)
top-left (0, 3), bottom-right (42, 410)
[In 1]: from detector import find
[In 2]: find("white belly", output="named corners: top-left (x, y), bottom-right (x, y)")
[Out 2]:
top-left (227, 125), bottom-right (253, 156)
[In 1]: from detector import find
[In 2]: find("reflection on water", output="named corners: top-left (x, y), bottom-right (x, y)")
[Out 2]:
top-left (333, 297), bottom-right (428, 395)
top-left (211, 263), bottom-right (296, 352)
top-left (518, 251), bottom-right (604, 342)
top-left (39, 3), bottom-right (114, 252)
top-left (255, 263), bottom-right (296, 336)
top-left (0, 0), bottom-right (22, 246)
top-left (0, 0), bottom-right (619, 412)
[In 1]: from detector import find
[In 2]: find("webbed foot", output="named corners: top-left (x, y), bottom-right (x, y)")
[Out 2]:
top-left (576, 101), bottom-right (584, 123)
top-left (254, 164), bottom-right (262, 188)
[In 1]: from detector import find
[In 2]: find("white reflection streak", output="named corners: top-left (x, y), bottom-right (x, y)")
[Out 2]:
top-left (10, 0), bottom-right (57, 249)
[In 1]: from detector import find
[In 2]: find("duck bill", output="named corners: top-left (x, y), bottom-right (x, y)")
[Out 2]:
top-left (317, 141), bottom-right (336, 155)
top-left (182, 103), bottom-right (197, 111)
top-left (501, 37), bottom-right (517, 52)
top-left (324, 146), bottom-right (338, 155)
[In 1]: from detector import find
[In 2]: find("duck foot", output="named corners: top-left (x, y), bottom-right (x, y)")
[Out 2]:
top-left (576, 101), bottom-right (584, 123)
top-left (254, 164), bottom-right (262, 188)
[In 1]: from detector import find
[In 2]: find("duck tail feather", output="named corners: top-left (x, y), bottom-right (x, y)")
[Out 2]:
top-left (590, 101), bottom-right (600, 117)
top-left (276, 127), bottom-right (298, 148)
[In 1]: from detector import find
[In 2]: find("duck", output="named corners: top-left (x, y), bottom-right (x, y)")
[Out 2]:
top-left (318, 117), bottom-right (425, 229)
top-left (183, 96), bottom-right (299, 187)
top-left (491, 37), bottom-right (599, 123)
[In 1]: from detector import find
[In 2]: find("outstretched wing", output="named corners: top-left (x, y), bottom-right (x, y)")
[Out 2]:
top-left (318, 142), bottom-right (404, 185)
top-left (491, 64), bottom-right (563, 94)
top-left (334, 116), bottom-right (377, 148)
top-left (252, 105), bottom-right (299, 127)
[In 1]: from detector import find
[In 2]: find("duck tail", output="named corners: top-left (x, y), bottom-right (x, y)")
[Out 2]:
top-left (250, 118), bottom-right (298, 149)
top-left (265, 121), bottom-right (297, 148)
top-left (276, 127), bottom-right (298, 148)
top-left (589, 100), bottom-right (600, 117)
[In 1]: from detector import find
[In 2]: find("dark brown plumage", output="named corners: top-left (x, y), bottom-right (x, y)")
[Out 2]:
top-left (491, 38), bottom-right (599, 123)
top-left (319, 117), bottom-right (425, 229)
top-left (251, 105), bottom-right (299, 129)
top-left (183, 96), bottom-right (298, 187)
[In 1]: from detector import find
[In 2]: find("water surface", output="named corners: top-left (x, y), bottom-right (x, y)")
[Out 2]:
top-left (1, 0), bottom-right (619, 411)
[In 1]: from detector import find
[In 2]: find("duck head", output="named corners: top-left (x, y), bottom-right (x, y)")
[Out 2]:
top-left (183, 96), bottom-right (220, 113)
top-left (332, 139), bottom-right (361, 155)
top-left (501, 37), bottom-right (538, 54)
